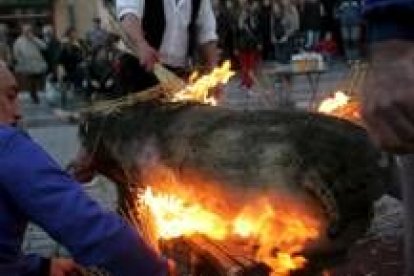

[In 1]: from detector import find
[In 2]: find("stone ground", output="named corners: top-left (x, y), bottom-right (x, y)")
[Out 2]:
top-left (20, 62), bottom-right (404, 274)
top-left (329, 196), bottom-right (404, 276)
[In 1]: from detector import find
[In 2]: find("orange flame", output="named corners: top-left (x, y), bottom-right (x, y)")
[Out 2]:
top-left (141, 187), bottom-right (228, 240)
top-left (138, 167), bottom-right (322, 275)
top-left (171, 60), bottom-right (235, 106)
top-left (318, 91), bottom-right (361, 122)
top-left (266, 253), bottom-right (307, 275)
top-left (318, 91), bottom-right (350, 114)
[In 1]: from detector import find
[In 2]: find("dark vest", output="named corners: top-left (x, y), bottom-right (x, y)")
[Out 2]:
top-left (142, 0), bottom-right (202, 56)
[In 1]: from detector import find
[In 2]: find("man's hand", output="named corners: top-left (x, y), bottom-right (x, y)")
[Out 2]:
top-left (361, 40), bottom-right (414, 153)
top-left (137, 40), bottom-right (160, 71)
top-left (120, 14), bottom-right (160, 71)
top-left (50, 258), bottom-right (82, 276)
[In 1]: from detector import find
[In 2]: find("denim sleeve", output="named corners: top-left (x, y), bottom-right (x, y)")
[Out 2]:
top-left (363, 0), bottom-right (414, 42)
top-left (0, 131), bottom-right (167, 276)
top-left (21, 254), bottom-right (50, 276)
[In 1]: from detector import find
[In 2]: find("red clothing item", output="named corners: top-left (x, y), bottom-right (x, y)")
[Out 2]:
top-left (238, 50), bottom-right (260, 89)
top-left (314, 39), bottom-right (338, 56)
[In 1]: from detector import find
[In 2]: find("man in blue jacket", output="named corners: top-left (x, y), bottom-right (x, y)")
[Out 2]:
top-left (0, 61), bottom-right (168, 275)
top-left (361, 0), bottom-right (414, 275)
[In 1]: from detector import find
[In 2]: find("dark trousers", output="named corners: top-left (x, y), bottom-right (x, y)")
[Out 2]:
top-left (275, 40), bottom-right (293, 64)
top-left (341, 25), bottom-right (361, 61)
top-left (16, 73), bottom-right (45, 104)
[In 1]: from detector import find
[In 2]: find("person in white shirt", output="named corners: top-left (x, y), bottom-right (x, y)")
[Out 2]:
top-left (13, 24), bottom-right (47, 104)
top-left (116, 0), bottom-right (219, 92)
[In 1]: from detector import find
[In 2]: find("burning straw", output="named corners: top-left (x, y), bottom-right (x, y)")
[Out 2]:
top-left (317, 62), bottom-right (367, 124)
top-left (318, 91), bottom-right (361, 124)
top-left (80, 60), bottom-right (235, 116)
top-left (132, 164), bottom-right (323, 275)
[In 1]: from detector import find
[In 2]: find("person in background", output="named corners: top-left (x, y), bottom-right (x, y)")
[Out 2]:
top-left (86, 17), bottom-right (109, 51)
top-left (272, 1), bottom-right (286, 62)
top-left (215, 0), bottom-right (238, 63)
top-left (13, 24), bottom-right (47, 104)
top-left (302, 0), bottom-right (325, 50)
top-left (0, 61), bottom-right (172, 276)
top-left (314, 31), bottom-right (338, 63)
top-left (360, 0), bottom-right (414, 275)
top-left (277, 0), bottom-right (300, 63)
top-left (42, 25), bottom-right (61, 83)
top-left (259, 0), bottom-right (275, 60)
top-left (334, 0), bottom-right (362, 62)
top-left (59, 27), bottom-right (86, 94)
top-left (116, 0), bottom-right (219, 93)
top-left (0, 24), bottom-right (12, 69)
top-left (294, 0), bottom-right (305, 28)
top-left (235, 0), bottom-right (262, 90)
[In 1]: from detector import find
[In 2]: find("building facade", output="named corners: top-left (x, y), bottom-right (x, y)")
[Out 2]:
top-left (0, 0), bottom-right (101, 40)
top-left (0, 0), bottom-right (53, 39)
top-left (54, 0), bottom-right (100, 37)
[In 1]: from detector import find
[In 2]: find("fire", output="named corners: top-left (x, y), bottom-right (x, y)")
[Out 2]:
top-left (138, 169), bottom-right (322, 275)
top-left (318, 91), bottom-right (350, 114)
top-left (170, 60), bottom-right (235, 106)
top-left (267, 253), bottom-right (307, 274)
top-left (233, 198), bottom-right (319, 274)
top-left (141, 187), bottom-right (228, 240)
top-left (318, 91), bottom-right (361, 122)
top-left (233, 199), bottom-right (275, 238)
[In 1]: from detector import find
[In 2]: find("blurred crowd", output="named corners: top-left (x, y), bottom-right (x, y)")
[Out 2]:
top-left (213, 0), bottom-right (364, 87)
top-left (214, 0), bottom-right (364, 61)
top-left (0, 0), bottom-right (365, 104)
top-left (0, 18), bottom-right (123, 105)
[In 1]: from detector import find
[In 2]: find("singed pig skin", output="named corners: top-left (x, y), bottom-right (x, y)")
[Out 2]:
top-left (78, 102), bottom-right (389, 255)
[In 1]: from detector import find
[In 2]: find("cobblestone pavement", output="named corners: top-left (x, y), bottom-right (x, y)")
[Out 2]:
top-left (22, 62), bottom-right (354, 258)
top-left (223, 62), bottom-right (350, 110)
